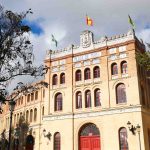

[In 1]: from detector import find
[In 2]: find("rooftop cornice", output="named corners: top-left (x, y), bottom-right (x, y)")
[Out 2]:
top-left (45, 29), bottom-right (137, 60)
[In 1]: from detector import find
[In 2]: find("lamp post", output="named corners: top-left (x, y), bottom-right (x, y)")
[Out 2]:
top-left (43, 129), bottom-right (52, 141)
top-left (127, 121), bottom-right (141, 150)
top-left (8, 100), bottom-right (16, 150)
top-left (136, 124), bottom-right (141, 150)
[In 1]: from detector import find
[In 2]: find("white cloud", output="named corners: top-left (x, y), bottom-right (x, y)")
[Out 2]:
top-left (1, 0), bottom-right (150, 41)
top-left (137, 28), bottom-right (150, 51)
top-left (1, 0), bottom-right (150, 92)
top-left (29, 23), bottom-right (67, 65)
top-left (137, 29), bottom-right (150, 43)
top-left (44, 25), bottom-right (67, 48)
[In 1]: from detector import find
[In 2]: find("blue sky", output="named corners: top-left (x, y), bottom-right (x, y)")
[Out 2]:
top-left (1, 0), bottom-right (150, 64)
top-left (144, 24), bottom-right (150, 30)
top-left (1, 0), bottom-right (150, 52)
top-left (1, 0), bottom-right (150, 91)
top-left (22, 20), bottom-right (44, 35)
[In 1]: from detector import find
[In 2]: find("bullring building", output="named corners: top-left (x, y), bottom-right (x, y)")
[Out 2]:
top-left (0, 29), bottom-right (150, 150)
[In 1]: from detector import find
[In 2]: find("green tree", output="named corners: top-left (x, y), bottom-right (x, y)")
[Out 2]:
top-left (136, 43), bottom-right (150, 72)
top-left (14, 115), bottom-right (29, 150)
top-left (0, 5), bottom-right (47, 108)
top-left (0, 115), bottom-right (30, 150)
top-left (0, 129), bottom-right (8, 150)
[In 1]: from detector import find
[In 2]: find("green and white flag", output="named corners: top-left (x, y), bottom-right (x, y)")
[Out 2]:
top-left (51, 34), bottom-right (58, 47)
top-left (128, 15), bottom-right (135, 29)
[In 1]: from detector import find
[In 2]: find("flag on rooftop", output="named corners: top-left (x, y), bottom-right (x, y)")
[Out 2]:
top-left (51, 34), bottom-right (58, 47)
top-left (128, 15), bottom-right (135, 29)
top-left (86, 14), bottom-right (93, 26)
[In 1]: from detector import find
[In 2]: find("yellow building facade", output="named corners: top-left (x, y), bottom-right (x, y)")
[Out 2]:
top-left (0, 30), bottom-right (150, 150)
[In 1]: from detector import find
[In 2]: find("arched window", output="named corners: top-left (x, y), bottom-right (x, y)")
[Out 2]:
top-left (60, 73), bottom-right (65, 84)
top-left (43, 89), bottom-right (45, 98)
top-left (111, 63), bottom-right (118, 75)
top-left (141, 85), bottom-right (145, 105)
top-left (121, 61), bottom-right (128, 74)
top-left (31, 93), bottom-right (34, 101)
top-left (21, 96), bottom-right (23, 104)
top-left (54, 132), bottom-right (61, 150)
top-left (75, 70), bottom-right (82, 81)
top-left (35, 91), bottom-right (38, 100)
top-left (30, 109), bottom-right (33, 122)
top-left (17, 113), bottom-right (19, 122)
top-left (80, 123), bottom-right (100, 136)
top-left (14, 114), bottom-right (16, 125)
top-left (76, 91), bottom-right (82, 109)
top-left (84, 68), bottom-right (91, 80)
top-left (53, 74), bottom-right (58, 85)
top-left (18, 98), bottom-right (20, 105)
top-left (26, 110), bottom-right (29, 122)
top-left (55, 93), bottom-right (63, 111)
top-left (93, 66), bottom-right (100, 78)
top-left (34, 108), bottom-right (37, 122)
top-left (94, 89), bottom-right (101, 107)
top-left (116, 83), bottom-right (127, 104)
top-left (42, 106), bottom-right (44, 116)
top-left (119, 128), bottom-right (128, 150)
top-left (85, 90), bottom-right (91, 108)
top-left (27, 94), bottom-right (30, 102)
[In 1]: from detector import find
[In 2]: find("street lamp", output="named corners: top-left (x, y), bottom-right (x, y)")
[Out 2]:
top-left (136, 124), bottom-right (141, 150)
top-left (43, 129), bottom-right (52, 141)
top-left (8, 100), bottom-right (16, 150)
top-left (127, 121), bottom-right (136, 135)
top-left (127, 121), bottom-right (141, 150)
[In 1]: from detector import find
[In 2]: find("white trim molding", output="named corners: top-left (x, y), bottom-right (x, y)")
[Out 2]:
top-left (43, 105), bottom-right (141, 121)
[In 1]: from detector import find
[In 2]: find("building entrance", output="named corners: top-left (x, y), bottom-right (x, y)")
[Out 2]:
top-left (79, 123), bottom-right (100, 150)
top-left (25, 135), bottom-right (34, 150)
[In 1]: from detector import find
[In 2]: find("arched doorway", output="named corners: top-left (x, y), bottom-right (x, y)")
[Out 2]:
top-left (79, 123), bottom-right (100, 150)
top-left (25, 135), bottom-right (34, 150)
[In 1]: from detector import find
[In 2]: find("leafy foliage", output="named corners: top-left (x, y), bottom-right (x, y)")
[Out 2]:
top-left (0, 116), bottom-right (30, 150)
top-left (136, 51), bottom-right (150, 70)
top-left (15, 115), bottom-right (29, 149)
top-left (0, 129), bottom-right (8, 149)
top-left (0, 5), bottom-right (48, 105)
top-left (136, 43), bottom-right (150, 71)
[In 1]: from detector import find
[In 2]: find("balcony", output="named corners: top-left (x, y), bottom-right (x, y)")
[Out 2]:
top-left (75, 81), bottom-right (83, 86)
top-left (93, 78), bottom-right (101, 83)
top-left (111, 75), bottom-right (118, 80)
top-left (84, 79), bottom-right (92, 84)
top-left (121, 73), bottom-right (128, 78)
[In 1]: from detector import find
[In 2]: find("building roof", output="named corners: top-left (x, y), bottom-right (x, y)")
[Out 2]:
top-left (45, 29), bottom-right (144, 60)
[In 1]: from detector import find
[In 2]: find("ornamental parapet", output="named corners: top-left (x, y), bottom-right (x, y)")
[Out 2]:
top-left (45, 29), bottom-right (135, 60)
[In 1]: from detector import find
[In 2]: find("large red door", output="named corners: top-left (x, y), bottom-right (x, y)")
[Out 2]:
top-left (80, 136), bottom-right (100, 150)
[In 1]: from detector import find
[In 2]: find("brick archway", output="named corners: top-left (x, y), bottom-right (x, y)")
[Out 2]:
top-left (79, 123), bottom-right (101, 150)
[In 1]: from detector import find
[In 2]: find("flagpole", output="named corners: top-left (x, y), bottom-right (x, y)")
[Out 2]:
top-left (128, 15), bottom-right (135, 33)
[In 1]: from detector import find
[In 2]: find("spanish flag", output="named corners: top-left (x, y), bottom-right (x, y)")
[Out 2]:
top-left (86, 15), bottom-right (93, 26)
